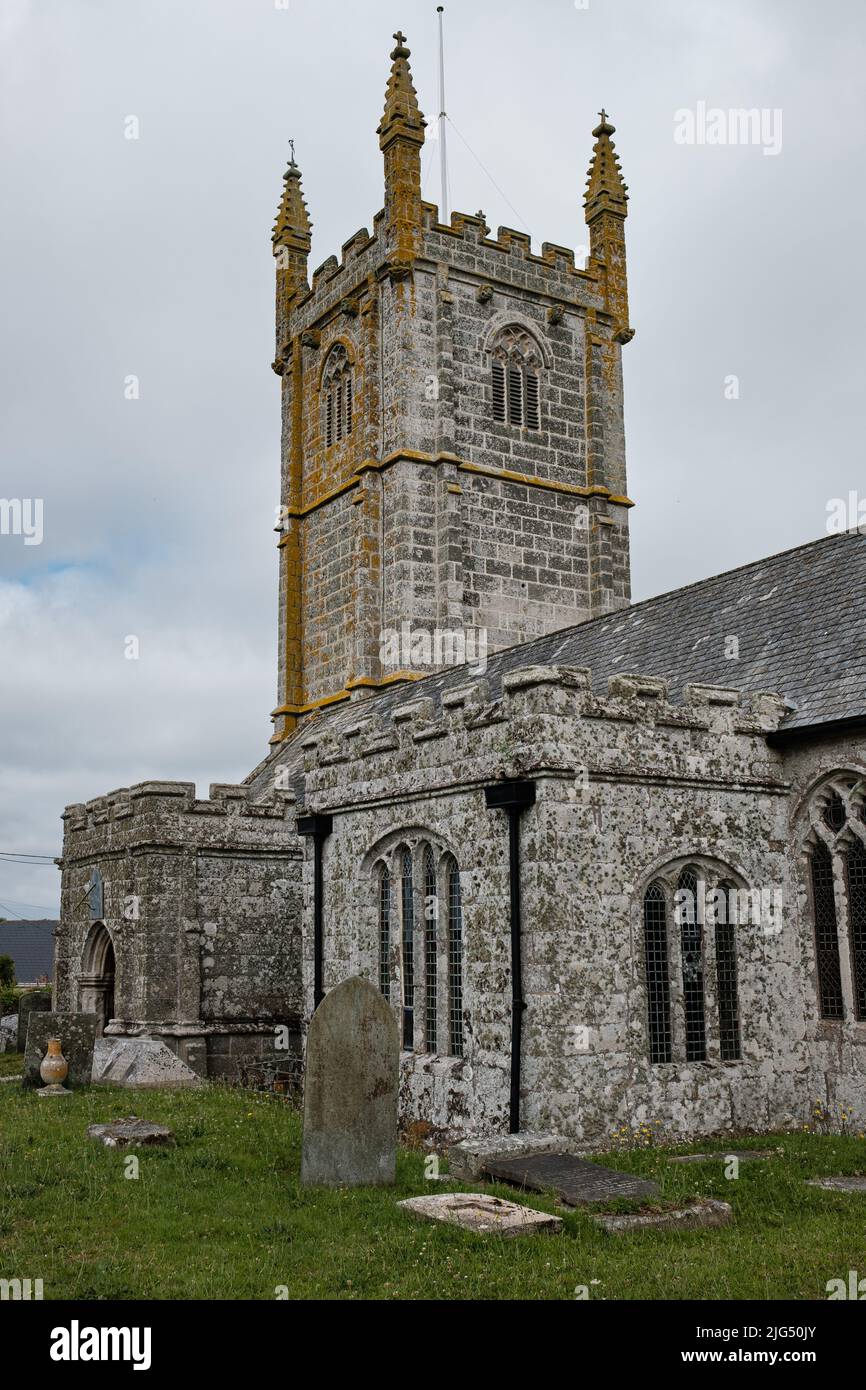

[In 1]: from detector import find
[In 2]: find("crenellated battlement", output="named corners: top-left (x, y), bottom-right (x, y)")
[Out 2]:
top-left (62, 779), bottom-right (297, 839)
top-left (295, 666), bottom-right (790, 782)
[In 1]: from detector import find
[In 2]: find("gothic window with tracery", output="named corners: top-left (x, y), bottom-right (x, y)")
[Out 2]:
top-left (490, 326), bottom-right (542, 429)
top-left (804, 777), bottom-right (866, 1022)
top-left (322, 344), bottom-right (353, 447)
top-left (643, 862), bottom-right (744, 1065)
top-left (372, 842), bottom-right (465, 1059)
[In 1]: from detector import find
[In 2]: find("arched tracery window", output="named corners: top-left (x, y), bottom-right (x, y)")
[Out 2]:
top-left (372, 841), bottom-right (465, 1059)
top-left (322, 344), bottom-right (353, 447)
top-left (490, 326), bottom-right (542, 430)
top-left (803, 775), bottom-right (866, 1022)
top-left (643, 860), bottom-right (743, 1065)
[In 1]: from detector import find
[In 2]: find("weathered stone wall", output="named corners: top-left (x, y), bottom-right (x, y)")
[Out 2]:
top-left (57, 781), bottom-right (303, 1078)
top-left (296, 667), bottom-right (866, 1141)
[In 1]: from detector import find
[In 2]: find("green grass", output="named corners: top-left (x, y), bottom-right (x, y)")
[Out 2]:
top-left (0, 1054), bottom-right (23, 1077)
top-left (1, 1082), bottom-right (865, 1300)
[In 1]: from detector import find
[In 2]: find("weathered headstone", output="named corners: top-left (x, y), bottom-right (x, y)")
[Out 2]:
top-left (300, 976), bottom-right (399, 1188)
top-left (23, 1013), bottom-right (98, 1089)
top-left (16, 991), bottom-right (51, 1052)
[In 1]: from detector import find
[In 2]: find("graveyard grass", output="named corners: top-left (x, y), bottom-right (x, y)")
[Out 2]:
top-left (1, 1082), bottom-right (864, 1300)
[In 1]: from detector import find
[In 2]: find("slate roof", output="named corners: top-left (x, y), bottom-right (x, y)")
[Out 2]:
top-left (248, 530), bottom-right (865, 795)
top-left (0, 920), bottom-right (56, 985)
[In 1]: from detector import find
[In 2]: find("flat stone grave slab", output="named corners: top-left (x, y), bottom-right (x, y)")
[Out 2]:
top-left (448, 1132), bottom-right (577, 1182)
top-left (807, 1176), bottom-right (866, 1193)
top-left (483, 1152), bottom-right (659, 1206)
top-left (87, 1117), bottom-right (176, 1149)
top-left (399, 1193), bottom-right (562, 1237)
top-left (668, 1149), bottom-right (776, 1164)
top-left (23, 1012), bottom-right (99, 1089)
top-left (594, 1198), bottom-right (733, 1235)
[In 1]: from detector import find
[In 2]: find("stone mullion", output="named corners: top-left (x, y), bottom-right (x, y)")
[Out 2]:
top-left (701, 872), bottom-right (721, 1063)
top-left (666, 881), bottom-right (685, 1063)
top-left (832, 845), bottom-right (855, 1019)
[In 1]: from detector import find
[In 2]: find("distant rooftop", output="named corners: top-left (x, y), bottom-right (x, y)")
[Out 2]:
top-left (0, 919), bottom-right (56, 985)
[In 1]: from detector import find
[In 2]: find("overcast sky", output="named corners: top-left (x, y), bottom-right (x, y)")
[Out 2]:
top-left (1, 0), bottom-right (864, 919)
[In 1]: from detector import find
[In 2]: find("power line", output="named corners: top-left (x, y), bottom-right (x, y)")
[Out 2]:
top-left (0, 850), bottom-right (56, 861)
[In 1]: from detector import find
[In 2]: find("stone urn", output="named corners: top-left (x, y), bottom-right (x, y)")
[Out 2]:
top-left (38, 1038), bottom-right (71, 1097)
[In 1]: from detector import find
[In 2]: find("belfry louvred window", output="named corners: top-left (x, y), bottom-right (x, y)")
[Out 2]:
top-left (490, 326), bottom-right (542, 429)
top-left (322, 344), bottom-right (353, 447)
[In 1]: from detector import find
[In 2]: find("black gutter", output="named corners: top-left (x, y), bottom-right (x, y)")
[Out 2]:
top-left (296, 813), bottom-right (333, 1010)
top-left (484, 779), bottom-right (536, 1134)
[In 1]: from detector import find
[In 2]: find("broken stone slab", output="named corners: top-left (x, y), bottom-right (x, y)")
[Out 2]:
top-left (87, 1117), bottom-right (176, 1149)
top-left (92, 1037), bottom-right (203, 1088)
top-left (594, 1198), bottom-right (733, 1235)
top-left (483, 1151), bottom-right (660, 1206)
top-left (447, 1132), bottom-right (578, 1182)
top-left (668, 1149), bottom-right (777, 1164)
top-left (399, 1192), bottom-right (563, 1237)
top-left (23, 1013), bottom-right (99, 1089)
top-left (807, 1176), bottom-right (866, 1193)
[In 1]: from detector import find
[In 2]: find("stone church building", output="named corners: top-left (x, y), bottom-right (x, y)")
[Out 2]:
top-left (55, 35), bottom-right (866, 1143)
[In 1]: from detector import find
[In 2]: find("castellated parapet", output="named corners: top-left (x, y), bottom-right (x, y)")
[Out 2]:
top-left (56, 781), bottom-right (304, 1081)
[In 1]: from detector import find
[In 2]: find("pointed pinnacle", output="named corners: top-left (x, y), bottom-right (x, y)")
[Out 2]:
top-left (378, 29), bottom-right (426, 147)
top-left (584, 112), bottom-right (628, 221)
top-left (272, 146), bottom-right (312, 250)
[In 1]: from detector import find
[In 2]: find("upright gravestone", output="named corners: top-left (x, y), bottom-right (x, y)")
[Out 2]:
top-left (300, 976), bottom-right (399, 1188)
top-left (23, 1013), bottom-right (99, 1089)
top-left (16, 991), bottom-right (52, 1053)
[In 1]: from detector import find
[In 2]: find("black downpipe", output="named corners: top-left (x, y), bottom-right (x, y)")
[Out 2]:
top-left (484, 780), bottom-right (536, 1134)
top-left (296, 813), bottom-right (333, 1010)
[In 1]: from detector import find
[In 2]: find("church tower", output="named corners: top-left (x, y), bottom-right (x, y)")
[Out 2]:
top-left (269, 33), bottom-right (634, 742)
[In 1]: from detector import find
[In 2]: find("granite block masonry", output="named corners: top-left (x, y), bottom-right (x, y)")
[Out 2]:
top-left (23, 1012), bottom-right (98, 1089)
top-left (300, 976), bottom-right (399, 1188)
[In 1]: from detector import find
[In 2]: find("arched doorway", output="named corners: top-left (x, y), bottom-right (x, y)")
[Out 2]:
top-left (78, 921), bottom-right (116, 1035)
